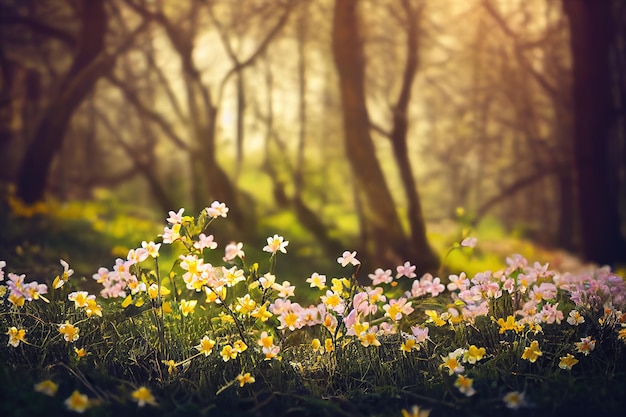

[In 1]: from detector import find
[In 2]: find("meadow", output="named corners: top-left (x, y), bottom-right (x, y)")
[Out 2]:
top-left (1, 199), bottom-right (625, 417)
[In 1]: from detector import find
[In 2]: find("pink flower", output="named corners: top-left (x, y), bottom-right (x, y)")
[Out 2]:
top-left (337, 251), bottom-right (360, 267)
top-left (206, 201), bottom-right (229, 218)
top-left (223, 242), bottom-right (245, 261)
top-left (396, 262), bottom-right (417, 279)
top-left (368, 268), bottom-right (393, 285)
top-left (166, 208), bottom-right (184, 225)
top-left (194, 234), bottom-right (218, 251)
top-left (461, 237), bottom-right (477, 248)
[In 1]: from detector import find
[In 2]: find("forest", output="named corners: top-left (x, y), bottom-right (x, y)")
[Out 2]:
top-left (1, 1), bottom-right (626, 416)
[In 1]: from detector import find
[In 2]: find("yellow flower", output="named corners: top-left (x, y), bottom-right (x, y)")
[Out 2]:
top-left (65, 390), bottom-right (90, 413)
top-left (236, 372), bottom-right (255, 387)
top-left (58, 322), bottom-right (79, 343)
top-left (34, 379), bottom-right (58, 396)
top-left (180, 299), bottom-right (197, 317)
top-left (325, 338), bottom-right (334, 353)
top-left (503, 391), bottom-right (527, 410)
top-left (235, 294), bottom-right (257, 315)
top-left (233, 340), bottom-right (248, 353)
top-left (8, 293), bottom-right (25, 307)
top-left (162, 301), bottom-right (173, 314)
top-left (196, 336), bottom-right (216, 356)
top-left (497, 316), bottom-right (523, 334)
top-left (85, 299), bottom-right (102, 318)
top-left (74, 347), bottom-right (88, 358)
top-left (454, 374), bottom-right (476, 397)
top-left (6, 326), bottom-right (27, 347)
top-left (464, 345), bottom-right (486, 364)
top-left (521, 340), bottom-right (543, 363)
top-left (311, 338), bottom-right (324, 354)
top-left (218, 312), bottom-right (235, 324)
top-left (258, 332), bottom-right (274, 349)
top-left (425, 310), bottom-right (446, 327)
top-left (131, 386), bottom-right (157, 407)
top-left (401, 404), bottom-right (431, 417)
top-left (558, 353), bottom-right (579, 370)
top-left (401, 338), bottom-right (418, 353)
top-left (617, 327), bottom-right (626, 342)
top-left (221, 345), bottom-right (238, 362)
top-left (162, 359), bottom-right (177, 375)
top-left (251, 302), bottom-right (273, 322)
top-left (331, 278), bottom-right (350, 295)
top-left (359, 332), bottom-right (381, 347)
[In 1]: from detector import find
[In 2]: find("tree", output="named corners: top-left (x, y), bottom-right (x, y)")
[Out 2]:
top-left (563, 0), bottom-right (626, 266)
top-left (332, 0), bottom-right (438, 272)
top-left (15, 1), bottom-right (143, 204)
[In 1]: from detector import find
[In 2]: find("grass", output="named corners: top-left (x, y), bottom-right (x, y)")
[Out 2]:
top-left (1, 195), bottom-right (626, 416)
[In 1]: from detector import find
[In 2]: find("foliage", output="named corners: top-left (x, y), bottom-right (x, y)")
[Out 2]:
top-left (1, 203), bottom-right (626, 417)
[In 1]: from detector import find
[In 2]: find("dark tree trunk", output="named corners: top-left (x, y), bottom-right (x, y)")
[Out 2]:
top-left (388, 0), bottom-right (439, 272)
top-left (563, 0), bottom-right (626, 266)
top-left (16, 0), bottom-right (108, 204)
top-left (332, 0), bottom-right (414, 268)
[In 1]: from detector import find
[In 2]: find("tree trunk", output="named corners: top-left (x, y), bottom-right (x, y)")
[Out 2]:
top-left (332, 0), bottom-right (413, 269)
top-left (16, 0), bottom-right (109, 204)
top-left (388, 0), bottom-right (439, 272)
top-left (563, 0), bottom-right (626, 266)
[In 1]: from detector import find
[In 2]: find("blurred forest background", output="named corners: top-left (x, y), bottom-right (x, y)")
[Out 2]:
top-left (1, 0), bottom-right (625, 282)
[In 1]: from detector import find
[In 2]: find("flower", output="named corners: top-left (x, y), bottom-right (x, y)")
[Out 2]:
top-left (574, 336), bottom-right (596, 356)
top-left (194, 233), bottom-right (218, 251)
top-left (196, 336), bottom-right (216, 356)
top-left (206, 201), bottom-right (229, 218)
top-left (68, 291), bottom-right (94, 309)
top-left (337, 250), bottom-right (360, 267)
top-left (496, 316), bottom-right (523, 334)
top-left (441, 350), bottom-right (465, 375)
top-left (221, 345), bottom-right (238, 361)
top-left (383, 298), bottom-right (414, 320)
top-left (65, 390), bottom-right (90, 413)
top-left (235, 294), bottom-right (257, 315)
top-left (521, 340), bottom-right (543, 363)
top-left (141, 241), bottom-right (161, 258)
top-left (559, 353), bottom-right (579, 370)
top-left (618, 327), bottom-right (626, 342)
top-left (85, 299), bottom-right (103, 317)
top-left (369, 268), bottom-right (393, 285)
top-left (359, 331), bottom-right (381, 347)
top-left (461, 237), bottom-right (477, 248)
top-left (306, 272), bottom-right (326, 290)
top-left (74, 347), bottom-right (88, 358)
top-left (58, 322), bottom-right (80, 342)
top-left (396, 261), bottom-right (417, 279)
top-left (311, 338), bottom-right (324, 354)
top-left (401, 405), bottom-right (431, 417)
top-left (6, 327), bottom-right (26, 347)
top-left (503, 391), bottom-right (527, 410)
top-left (166, 208), bottom-right (184, 225)
top-left (223, 242), bottom-right (245, 261)
top-left (454, 374), bottom-right (476, 396)
top-left (53, 259), bottom-right (74, 289)
top-left (131, 386), bottom-right (157, 407)
top-left (272, 280), bottom-right (296, 298)
top-left (233, 340), bottom-right (248, 353)
top-left (180, 299), bottom-right (198, 317)
top-left (0, 260), bottom-right (5, 281)
top-left (464, 345), bottom-right (486, 364)
top-left (258, 331), bottom-right (274, 349)
top-left (236, 372), bottom-right (255, 387)
top-left (263, 234), bottom-right (289, 254)
top-left (34, 379), bottom-right (58, 396)
top-left (567, 309), bottom-right (585, 326)
top-left (401, 337), bottom-right (418, 352)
